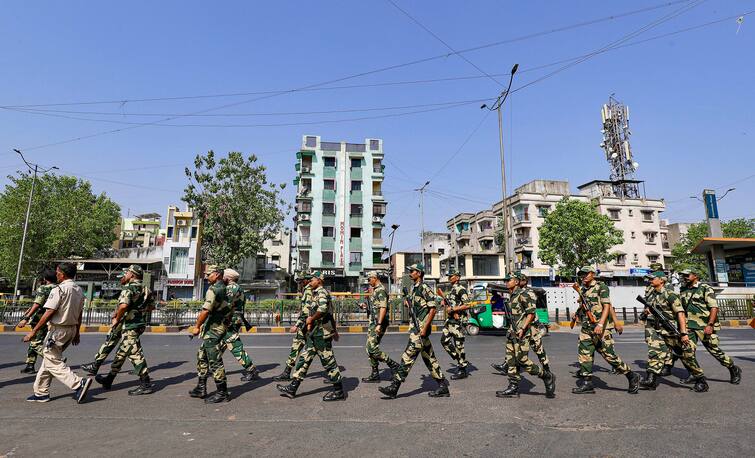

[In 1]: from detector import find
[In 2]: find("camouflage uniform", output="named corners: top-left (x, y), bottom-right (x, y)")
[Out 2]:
top-left (521, 285), bottom-right (549, 370)
top-left (24, 284), bottom-right (55, 366)
top-left (197, 280), bottom-right (233, 386)
top-left (681, 282), bottom-right (733, 368)
top-left (576, 280), bottom-right (631, 378)
top-left (642, 283), bottom-right (674, 372)
top-left (440, 283), bottom-right (469, 370)
top-left (285, 284), bottom-right (312, 369)
top-left (365, 283), bottom-right (395, 370)
top-left (505, 286), bottom-right (543, 383)
top-left (220, 281), bottom-right (256, 372)
top-left (644, 286), bottom-right (703, 378)
top-left (291, 285), bottom-right (342, 383)
top-left (107, 280), bottom-right (152, 378)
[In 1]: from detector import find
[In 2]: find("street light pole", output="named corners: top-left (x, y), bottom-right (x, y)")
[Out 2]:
top-left (415, 180), bottom-right (430, 266)
top-left (12, 149), bottom-right (58, 301)
top-left (481, 64), bottom-right (518, 276)
top-left (382, 224), bottom-right (400, 295)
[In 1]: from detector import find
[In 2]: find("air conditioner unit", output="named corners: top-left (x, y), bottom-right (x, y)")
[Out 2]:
top-left (176, 219), bottom-right (187, 226)
top-left (300, 214), bottom-right (310, 221)
top-left (372, 216), bottom-right (382, 223)
top-left (302, 166), bottom-right (311, 173)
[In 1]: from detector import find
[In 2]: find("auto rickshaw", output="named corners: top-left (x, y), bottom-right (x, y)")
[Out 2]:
top-left (465, 283), bottom-right (550, 336)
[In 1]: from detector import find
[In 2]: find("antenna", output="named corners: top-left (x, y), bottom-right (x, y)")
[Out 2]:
top-left (599, 95), bottom-right (640, 198)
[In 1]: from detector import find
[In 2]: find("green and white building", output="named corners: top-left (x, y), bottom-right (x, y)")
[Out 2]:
top-left (292, 135), bottom-right (388, 291)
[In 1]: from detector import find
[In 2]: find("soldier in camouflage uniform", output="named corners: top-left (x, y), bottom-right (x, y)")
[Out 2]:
top-left (17, 270), bottom-right (57, 374)
top-left (496, 274), bottom-right (556, 398)
top-left (440, 269), bottom-right (472, 380)
top-left (679, 268), bottom-right (741, 385)
top-left (360, 271), bottom-right (400, 383)
top-left (378, 263), bottom-right (450, 399)
top-left (94, 265), bottom-right (156, 395)
top-left (272, 271), bottom-right (313, 382)
top-left (220, 269), bottom-right (260, 382)
top-left (277, 271), bottom-right (346, 401)
top-left (640, 265), bottom-right (676, 378)
top-left (572, 266), bottom-right (640, 394)
top-left (189, 265), bottom-right (234, 403)
top-left (639, 271), bottom-right (708, 392)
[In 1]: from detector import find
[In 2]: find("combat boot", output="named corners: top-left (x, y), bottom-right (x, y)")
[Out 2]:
top-left (626, 371), bottom-right (640, 394)
top-left (496, 381), bottom-right (520, 398)
top-left (323, 382), bottom-right (347, 401)
top-left (240, 367), bottom-right (260, 382)
top-left (361, 367), bottom-right (381, 383)
top-left (95, 373), bottom-right (115, 390)
top-left (272, 366), bottom-right (292, 382)
top-left (729, 365), bottom-right (742, 385)
top-left (542, 371), bottom-right (556, 398)
top-left (188, 376), bottom-right (207, 398)
top-left (659, 364), bottom-right (673, 377)
top-left (428, 379), bottom-right (450, 398)
top-left (205, 382), bottom-right (231, 403)
top-left (571, 378), bottom-right (595, 394)
top-left (639, 371), bottom-right (658, 391)
top-left (128, 375), bottom-right (155, 396)
top-left (693, 376), bottom-right (709, 393)
top-left (81, 362), bottom-right (100, 375)
top-left (451, 366), bottom-right (469, 380)
top-left (20, 363), bottom-right (35, 374)
top-left (276, 379), bottom-right (301, 399)
top-left (378, 380), bottom-right (401, 399)
top-left (491, 362), bottom-right (508, 374)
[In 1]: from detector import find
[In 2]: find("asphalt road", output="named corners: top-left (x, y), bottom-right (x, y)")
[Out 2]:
top-left (1, 328), bottom-right (753, 457)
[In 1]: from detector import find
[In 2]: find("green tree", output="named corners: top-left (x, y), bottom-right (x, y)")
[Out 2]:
top-left (670, 218), bottom-right (755, 278)
top-left (538, 197), bottom-right (624, 277)
top-left (0, 173), bottom-right (121, 286)
top-left (183, 151), bottom-right (287, 267)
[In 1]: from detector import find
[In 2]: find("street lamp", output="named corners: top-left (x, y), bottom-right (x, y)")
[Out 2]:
top-left (12, 149), bottom-right (58, 301)
top-left (481, 63), bottom-right (518, 276)
top-left (414, 181), bottom-right (430, 266)
top-left (382, 224), bottom-right (400, 294)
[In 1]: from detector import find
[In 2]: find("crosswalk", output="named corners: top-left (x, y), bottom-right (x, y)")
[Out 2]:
top-left (613, 332), bottom-right (755, 358)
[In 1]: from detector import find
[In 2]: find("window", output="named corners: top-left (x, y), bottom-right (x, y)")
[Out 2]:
top-left (323, 226), bottom-right (335, 237)
top-left (537, 205), bottom-right (551, 218)
top-left (404, 253), bottom-right (432, 274)
top-left (190, 227), bottom-right (198, 239)
top-left (438, 248), bottom-right (445, 256)
top-left (472, 255), bottom-right (499, 276)
top-left (608, 209), bottom-right (621, 220)
top-left (321, 251), bottom-right (334, 265)
top-left (351, 158), bottom-right (361, 168)
top-left (297, 201), bottom-right (312, 213)
top-left (644, 232), bottom-right (657, 244)
top-left (372, 228), bottom-right (382, 240)
top-left (305, 136), bottom-right (317, 147)
top-left (373, 203), bottom-right (387, 216)
top-left (167, 227), bottom-right (174, 238)
top-left (478, 220), bottom-right (493, 231)
top-left (351, 180), bottom-right (362, 191)
top-left (628, 209), bottom-right (634, 217)
top-left (350, 204), bottom-right (363, 215)
top-left (631, 231), bottom-right (636, 239)
top-left (324, 157), bottom-right (336, 167)
top-left (641, 210), bottom-right (654, 222)
top-left (370, 139), bottom-right (380, 150)
top-left (299, 250), bottom-right (310, 268)
top-left (349, 251), bottom-right (362, 265)
top-left (615, 254), bottom-right (626, 266)
top-left (350, 227), bottom-right (361, 239)
top-left (480, 240), bottom-right (494, 251)
top-left (323, 202), bottom-right (335, 215)
top-left (373, 251), bottom-right (383, 264)
top-left (271, 255), bottom-right (280, 266)
top-left (169, 247), bottom-right (189, 274)
top-left (324, 179), bottom-right (335, 191)
top-left (647, 254), bottom-right (659, 263)
top-left (632, 253), bottom-right (639, 263)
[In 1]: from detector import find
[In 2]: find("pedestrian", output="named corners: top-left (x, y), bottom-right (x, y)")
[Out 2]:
top-left (17, 269), bottom-right (57, 374)
top-left (24, 262), bottom-right (92, 403)
top-left (272, 271), bottom-right (313, 382)
top-left (221, 268), bottom-right (260, 382)
top-left (440, 269), bottom-right (472, 380)
top-left (360, 271), bottom-right (399, 383)
top-left (378, 263), bottom-right (449, 399)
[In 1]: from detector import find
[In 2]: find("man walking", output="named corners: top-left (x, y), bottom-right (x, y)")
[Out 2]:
top-left (17, 269), bottom-right (57, 374)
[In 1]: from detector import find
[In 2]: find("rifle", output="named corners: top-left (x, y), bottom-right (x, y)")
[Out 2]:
top-left (436, 287), bottom-right (452, 316)
top-left (571, 283), bottom-right (602, 349)
top-left (363, 286), bottom-right (373, 320)
top-left (401, 286), bottom-right (421, 331)
top-left (635, 295), bottom-right (681, 338)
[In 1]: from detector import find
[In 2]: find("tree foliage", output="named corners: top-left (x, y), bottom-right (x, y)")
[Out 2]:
top-left (538, 197), bottom-right (624, 276)
top-left (670, 218), bottom-right (755, 278)
top-left (183, 151), bottom-right (287, 267)
top-left (0, 173), bottom-right (121, 285)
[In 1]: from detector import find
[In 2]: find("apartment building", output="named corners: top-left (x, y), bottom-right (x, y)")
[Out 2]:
top-left (112, 213), bottom-right (162, 249)
top-left (162, 205), bottom-right (203, 299)
top-left (292, 135), bottom-right (387, 291)
top-left (389, 252), bottom-right (440, 292)
top-left (445, 210), bottom-right (506, 283)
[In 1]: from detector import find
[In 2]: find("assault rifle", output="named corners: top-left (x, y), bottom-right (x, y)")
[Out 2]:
top-left (635, 295), bottom-right (681, 338)
top-left (401, 287), bottom-right (421, 331)
top-left (436, 287), bottom-right (452, 316)
top-left (571, 283), bottom-right (602, 349)
top-left (236, 312), bottom-right (254, 332)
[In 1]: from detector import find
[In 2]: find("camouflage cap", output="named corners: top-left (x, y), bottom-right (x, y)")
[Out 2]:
top-left (679, 268), bottom-right (698, 276)
top-left (649, 271), bottom-right (667, 279)
top-left (205, 264), bottom-right (223, 277)
top-left (223, 268), bottom-right (240, 282)
top-left (514, 270), bottom-right (528, 280)
top-left (649, 262), bottom-right (664, 271)
top-left (310, 270), bottom-right (325, 280)
top-left (578, 266), bottom-right (596, 274)
top-left (501, 273), bottom-right (514, 281)
top-left (406, 263), bottom-right (425, 273)
top-left (117, 264), bottom-right (143, 278)
top-left (366, 271), bottom-right (380, 279)
top-left (447, 269), bottom-right (461, 277)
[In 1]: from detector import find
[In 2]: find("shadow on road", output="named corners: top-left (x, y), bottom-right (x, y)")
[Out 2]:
top-left (0, 361), bottom-right (24, 370)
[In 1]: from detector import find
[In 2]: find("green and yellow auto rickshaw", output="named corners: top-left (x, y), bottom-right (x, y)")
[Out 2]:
top-left (465, 283), bottom-right (549, 336)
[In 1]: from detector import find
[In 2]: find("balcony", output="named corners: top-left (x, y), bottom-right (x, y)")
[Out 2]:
top-left (372, 238), bottom-right (383, 247)
top-left (511, 215), bottom-right (531, 227)
top-left (456, 230), bottom-right (471, 241)
top-left (298, 237), bottom-right (311, 247)
top-left (662, 241), bottom-right (670, 250)
top-left (477, 228), bottom-right (495, 240)
top-left (515, 237), bottom-right (532, 247)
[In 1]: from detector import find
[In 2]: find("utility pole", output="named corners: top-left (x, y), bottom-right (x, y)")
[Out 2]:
top-left (481, 64), bottom-right (518, 275)
top-left (415, 181), bottom-right (430, 265)
top-left (382, 224), bottom-right (400, 294)
top-left (12, 149), bottom-right (58, 301)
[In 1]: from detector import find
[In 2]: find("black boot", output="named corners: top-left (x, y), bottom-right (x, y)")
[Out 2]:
top-left (491, 362), bottom-right (508, 374)
top-left (276, 379), bottom-right (301, 399)
top-left (693, 376), bottom-right (709, 393)
top-left (542, 364), bottom-right (551, 373)
top-left (451, 366), bottom-right (468, 380)
top-left (429, 379), bottom-right (450, 397)
top-left (95, 373), bottom-right (115, 390)
top-left (572, 378), bottom-right (595, 394)
top-left (659, 364), bottom-right (673, 377)
top-left (362, 367), bottom-right (381, 383)
top-left (542, 371), bottom-right (556, 398)
top-left (188, 376), bottom-right (207, 398)
top-left (496, 381), bottom-right (519, 398)
top-left (729, 365), bottom-right (742, 385)
top-left (20, 363), bottom-right (35, 374)
top-left (128, 375), bottom-right (155, 396)
top-left (272, 366), bottom-right (292, 382)
top-left (205, 382), bottom-right (231, 403)
top-left (378, 380), bottom-right (401, 399)
top-left (240, 367), bottom-right (260, 382)
top-left (639, 371), bottom-right (658, 391)
top-left (626, 371), bottom-right (640, 394)
top-left (81, 362), bottom-right (100, 375)
top-left (323, 381), bottom-right (347, 401)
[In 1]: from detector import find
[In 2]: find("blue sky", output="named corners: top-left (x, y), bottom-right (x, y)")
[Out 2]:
top-left (1, 0), bottom-right (753, 252)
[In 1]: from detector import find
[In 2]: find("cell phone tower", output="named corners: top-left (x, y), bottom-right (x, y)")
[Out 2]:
top-left (599, 95), bottom-right (640, 198)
